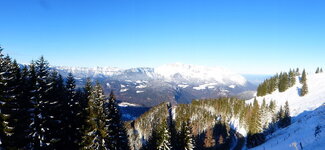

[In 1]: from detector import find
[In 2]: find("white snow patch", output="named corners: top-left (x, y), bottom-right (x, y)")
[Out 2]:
top-left (136, 80), bottom-right (143, 84)
top-left (120, 84), bottom-right (126, 88)
top-left (229, 85), bottom-right (236, 88)
top-left (136, 84), bottom-right (147, 89)
top-left (178, 84), bottom-right (189, 88)
top-left (229, 118), bottom-right (247, 136)
top-left (193, 83), bottom-right (218, 90)
top-left (120, 88), bottom-right (128, 92)
top-left (136, 91), bottom-right (144, 94)
top-left (106, 83), bottom-right (111, 87)
top-left (118, 102), bottom-right (140, 107)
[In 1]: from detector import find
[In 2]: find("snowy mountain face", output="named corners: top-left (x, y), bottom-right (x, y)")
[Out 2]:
top-left (247, 73), bottom-right (325, 150)
top-left (251, 104), bottom-right (325, 150)
top-left (54, 63), bottom-right (256, 107)
top-left (155, 63), bottom-right (247, 85)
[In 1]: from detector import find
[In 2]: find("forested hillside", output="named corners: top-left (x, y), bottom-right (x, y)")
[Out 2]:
top-left (0, 47), bottom-right (129, 149)
top-left (126, 97), bottom-right (291, 150)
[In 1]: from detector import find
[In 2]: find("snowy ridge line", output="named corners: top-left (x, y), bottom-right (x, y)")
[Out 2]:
top-left (52, 63), bottom-right (247, 86)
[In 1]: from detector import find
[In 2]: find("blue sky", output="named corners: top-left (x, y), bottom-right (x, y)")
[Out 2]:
top-left (0, 0), bottom-right (324, 74)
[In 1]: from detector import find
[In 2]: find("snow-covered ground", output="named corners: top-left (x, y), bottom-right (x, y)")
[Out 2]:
top-left (247, 73), bottom-right (325, 117)
top-left (251, 104), bottom-right (325, 150)
top-left (193, 83), bottom-right (218, 90)
top-left (118, 102), bottom-right (140, 107)
top-left (247, 73), bottom-right (325, 150)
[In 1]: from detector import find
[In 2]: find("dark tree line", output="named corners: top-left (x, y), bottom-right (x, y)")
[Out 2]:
top-left (0, 47), bottom-right (129, 150)
top-left (257, 69), bottom-right (300, 96)
top-left (300, 69), bottom-right (308, 96)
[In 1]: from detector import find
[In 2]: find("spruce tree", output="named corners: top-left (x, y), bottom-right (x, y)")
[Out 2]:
top-left (81, 82), bottom-right (107, 149)
top-left (80, 78), bottom-right (92, 148)
top-left (61, 73), bottom-right (82, 149)
top-left (249, 99), bottom-right (262, 134)
top-left (31, 56), bottom-right (54, 149)
top-left (277, 106), bottom-right (285, 128)
top-left (104, 91), bottom-right (130, 150)
top-left (278, 72), bottom-right (289, 92)
top-left (157, 122), bottom-right (171, 150)
top-left (179, 121), bottom-right (194, 150)
top-left (15, 66), bottom-right (34, 149)
top-left (301, 81), bottom-right (308, 96)
top-left (315, 67), bottom-right (320, 74)
top-left (0, 57), bottom-right (21, 149)
top-left (283, 101), bottom-right (291, 127)
top-left (289, 69), bottom-right (296, 87)
top-left (320, 68), bottom-right (323, 73)
top-left (301, 69), bottom-right (307, 84)
top-left (300, 69), bottom-right (308, 96)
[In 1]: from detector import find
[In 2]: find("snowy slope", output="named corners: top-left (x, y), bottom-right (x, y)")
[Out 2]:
top-left (251, 104), bottom-right (325, 150)
top-left (247, 73), bottom-right (325, 117)
top-left (247, 72), bottom-right (325, 150)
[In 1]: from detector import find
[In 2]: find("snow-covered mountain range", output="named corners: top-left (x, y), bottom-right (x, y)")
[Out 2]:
top-left (55, 63), bottom-right (247, 85)
top-left (247, 72), bottom-right (325, 149)
top-left (54, 63), bottom-right (256, 107)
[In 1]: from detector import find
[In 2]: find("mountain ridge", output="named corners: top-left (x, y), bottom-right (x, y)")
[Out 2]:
top-left (53, 63), bottom-right (256, 107)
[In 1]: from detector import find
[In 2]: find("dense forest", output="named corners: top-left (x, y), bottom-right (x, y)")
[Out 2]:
top-left (126, 97), bottom-right (291, 150)
top-left (256, 68), bottom-right (310, 97)
top-left (1, 46), bottom-right (293, 149)
top-left (0, 47), bottom-right (129, 149)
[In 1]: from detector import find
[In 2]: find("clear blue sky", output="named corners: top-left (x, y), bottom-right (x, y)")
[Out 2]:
top-left (0, 0), bottom-right (324, 74)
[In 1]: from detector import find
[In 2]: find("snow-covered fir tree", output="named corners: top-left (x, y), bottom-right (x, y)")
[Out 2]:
top-left (82, 82), bottom-right (107, 149)
top-left (31, 56), bottom-right (55, 149)
top-left (0, 55), bottom-right (22, 149)
top-left (61, 73), bottom-right (83, 149)
top-left (104, 91), bottom-right (130, 150)
top-left (157, 123), bottom-right (171, 150)
top-left (179, 121), bottom-right (194, 150)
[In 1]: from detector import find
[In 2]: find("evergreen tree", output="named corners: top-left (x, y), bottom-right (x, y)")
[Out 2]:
top-left (277, 106), bottom-right (285, 128)
top-left (301, 81), bottom-right (308, 96)
top-left (296, 68), bottom-right (300, 75)
top-left (278, 72), bottom-right (289, 92)
top-left (289, 69), bottom-right (296, 87)
top-left (301, 69), bottom-right (307, 84)
top-left (15, 66), bottom-right (34, 149)
top-left (320, 68), bottom-right (323, 73)
top-left (104, 91), bottom-right (130, 150)
top-left (0, 57), bottom-right (21, 149)
top-left (315, 67), bottom-right (320, 74)
top-left (179, 121), bottom-right (194, 150)
top-left (31, 56), bottom-right (54, 149)
top-left (247, 99), bottom-right (264, 148)
top-left (60, 73), bottom-right (83, 149)
top-left (283, 101), bottom-right (291, 127)
top-left (80, 78), bottom-right (92, 148)
top-left (157, 123), bottom-right (172, 150)
top-left (81, 82), bottom-right (107, 149)
top-left (300, 69), bottom-right (308, 96)
top-left (248, 99), bottom-right (262, 134)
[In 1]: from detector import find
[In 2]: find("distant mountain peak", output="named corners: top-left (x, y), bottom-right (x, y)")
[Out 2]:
top-left (155, 63), bottom-right (247, 85)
